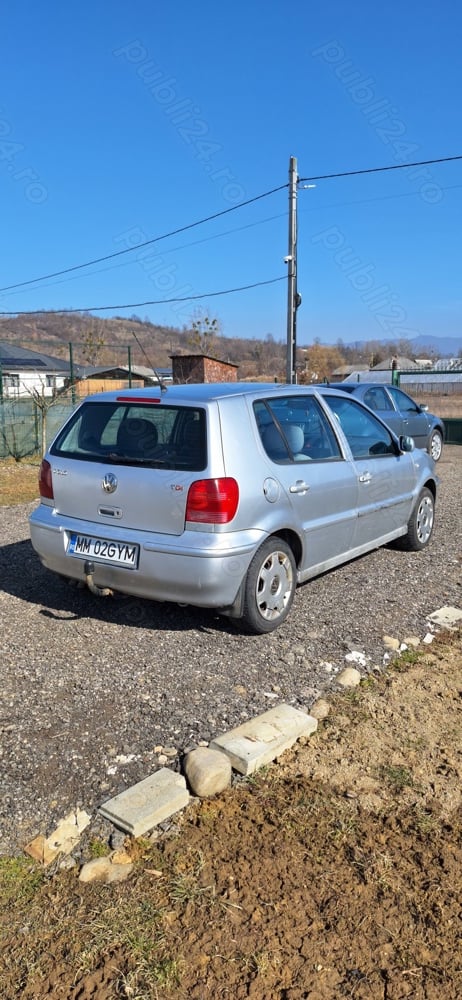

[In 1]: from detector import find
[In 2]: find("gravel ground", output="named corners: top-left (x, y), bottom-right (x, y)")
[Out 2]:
top-left (1, 447), bottom-right (461, 856)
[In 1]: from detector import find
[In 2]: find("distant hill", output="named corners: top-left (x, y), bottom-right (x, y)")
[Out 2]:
top-left (0, 313), bottom-right (459, 380)
top-left (349, 333), bottom-right (462, 357)
top-left (0, 312), bottom-right (289, 380)
top-left (409, 334), bottom-right (462, 357)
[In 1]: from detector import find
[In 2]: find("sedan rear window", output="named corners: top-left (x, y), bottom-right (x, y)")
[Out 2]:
top-left (51, 401), bottom-right (207, 471)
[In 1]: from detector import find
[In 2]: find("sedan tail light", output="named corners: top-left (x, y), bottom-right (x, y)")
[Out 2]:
top-left (39, 459), bottom-right (54, 500)
top-left (185, 478), bottom-right (239, 524)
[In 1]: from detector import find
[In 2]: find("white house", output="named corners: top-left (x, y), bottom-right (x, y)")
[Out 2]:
top-left (0, 343), bottom-right (71, 398)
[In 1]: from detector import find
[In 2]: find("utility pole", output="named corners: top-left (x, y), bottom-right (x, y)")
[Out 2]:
top-left (69, 342), bottom-right (76, 405)
top-left (286, 155), bottom-right (299, 384)
top-left (127, 345), bottom-right (132, 387)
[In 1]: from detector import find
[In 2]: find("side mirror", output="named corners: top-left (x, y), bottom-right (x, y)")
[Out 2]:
top-left (400, 435), bottom-right (415, 452)
top-left (419, 404), bottom-right (429, 413)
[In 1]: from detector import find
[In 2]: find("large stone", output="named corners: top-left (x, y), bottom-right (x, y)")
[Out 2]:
top-left (310, 698), bottom-right (331, 720)
top-left (336, 666), bottom-right (361, 688)
top-left (79, 856), bottom-right (133, 884)
top-left (99, 769), bottom-right (189, 837)
top-left (209, 703), bottom-right (317, 776)
top-left (383, 635), bottom-right (401, 652)
top-left (184, 747), bottom-right (232, 798)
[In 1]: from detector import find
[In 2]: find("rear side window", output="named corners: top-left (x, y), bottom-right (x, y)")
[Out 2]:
top-left (254, 395), bottom-right (341, 462)
top-left (51, 402), bottom-right (207, 471)
top-left (363, 387), bottom-right (394, 411)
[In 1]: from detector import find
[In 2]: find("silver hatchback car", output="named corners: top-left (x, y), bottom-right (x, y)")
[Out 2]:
top-left (29, 383), bottom-right (438, 634)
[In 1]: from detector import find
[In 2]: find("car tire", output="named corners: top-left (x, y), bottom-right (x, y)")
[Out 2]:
top-left (241, 537), bottom-right (296, 634)
top-left (429, 429), bottom-right (443, 462)
top-left (400, 487), bottom-right (435, 551)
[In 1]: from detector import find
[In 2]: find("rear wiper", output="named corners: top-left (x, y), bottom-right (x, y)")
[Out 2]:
top-left (106, 453), bottom-right (168, 466)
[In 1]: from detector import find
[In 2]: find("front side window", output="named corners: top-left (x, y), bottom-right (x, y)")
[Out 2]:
top-left (324, 395), bottom-right (396, 460)
top-left (387, 386), bottom-right (419, 413)
top-left (51, 401), bottom-right (207, 471)
top-left (254, 395), bottom-right (341, 463)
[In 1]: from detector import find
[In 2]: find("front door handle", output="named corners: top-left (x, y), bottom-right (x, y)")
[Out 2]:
top-left (289, 480), bottom-right (310, 494)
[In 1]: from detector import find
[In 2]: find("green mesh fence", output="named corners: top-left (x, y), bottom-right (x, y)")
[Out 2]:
top-left (0, 396), bottom-right (79, 459)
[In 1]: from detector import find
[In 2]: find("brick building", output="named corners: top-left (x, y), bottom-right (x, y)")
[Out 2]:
top-left (170, 353), bottom-right (238, 384)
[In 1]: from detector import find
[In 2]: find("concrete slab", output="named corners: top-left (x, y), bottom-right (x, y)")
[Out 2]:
top-left (99, 769), bottom-right (189, 837)
top-left (210, 703), bottom-right (318, 776)
top-left (427, 606), bottom-right (462, 629)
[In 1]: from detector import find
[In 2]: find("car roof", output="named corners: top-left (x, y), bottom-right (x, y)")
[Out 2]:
top-left (331, 382), bottom-right (393, 390)
top-left (80, 382), bottom-right (343, 405)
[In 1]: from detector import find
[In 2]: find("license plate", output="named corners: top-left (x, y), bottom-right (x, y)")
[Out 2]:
top-left (68, 533), bottom-right (139, 568)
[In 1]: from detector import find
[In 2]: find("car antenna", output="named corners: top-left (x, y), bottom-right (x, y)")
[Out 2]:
top-left (130, 329), bottom-right (168, 392)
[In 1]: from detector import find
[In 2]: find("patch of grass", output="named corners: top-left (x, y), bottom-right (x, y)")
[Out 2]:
top-left (88, 838), bottom-right (111, 858)
top-left (360, 675), bottom-right (376, 689)
top-left (0, 856), bottom-right (44, 907)
top-left (248, 950), bottom-right (274, 976)
top-left (414, 807), bottom-right (440, 836)
top-left (152, 956), bottom-right (182, 989)
top-left (378, 764), bottom-right (415, 791)
top-left (394, 647), bottom-right (422, 669)
top-left (162, 846), bottom-right (213, 907)
top-left (0, 457), bottom-right (41, 505)
top-left (243, 765), bottom-right (271, 786)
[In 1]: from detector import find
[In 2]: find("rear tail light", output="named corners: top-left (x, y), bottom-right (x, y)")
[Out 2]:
top-left (185, 478), bottom-right (239, 524)
top-left (39, 459), bottom-right (54, 500)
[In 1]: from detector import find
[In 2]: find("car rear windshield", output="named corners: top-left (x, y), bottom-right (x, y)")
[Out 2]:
top-left (50, 401), bottom-right (207, 471)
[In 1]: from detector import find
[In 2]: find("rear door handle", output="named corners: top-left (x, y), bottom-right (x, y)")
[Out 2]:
top-left (359, 472), bottom-right (372, 484)
top-left (289, 480), bottom-right (310, 494)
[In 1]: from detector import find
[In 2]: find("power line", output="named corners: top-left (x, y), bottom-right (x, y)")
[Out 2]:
top-left (0, 275), bottom-right (287, 317)
top-left (1, 212), bottom-right (288, 300)
top-left (1, 152), bottom-right (460, 301)
top-left (298, 154), bottom-right (462, 184)
top-left (6, 181), bottom-right (462, 303)
top-left (0, 184), bottom-right (288, 295)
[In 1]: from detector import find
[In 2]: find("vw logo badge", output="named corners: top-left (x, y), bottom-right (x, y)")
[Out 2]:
top-left (102, 473), bottom-right (118, 494)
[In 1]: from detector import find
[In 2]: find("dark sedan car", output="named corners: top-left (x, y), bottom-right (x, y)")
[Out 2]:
top-left (332, 382), bottom-right (444, 461)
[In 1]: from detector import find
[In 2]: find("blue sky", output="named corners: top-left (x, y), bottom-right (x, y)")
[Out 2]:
top-left (1, 0), bottom-right (461, 350)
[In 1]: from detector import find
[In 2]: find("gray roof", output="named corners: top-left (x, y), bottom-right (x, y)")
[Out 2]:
top-left (371, 356), bottom-right (419, 370)
top-left (0, 342), bottom-right (71, 373)
top-left (76, 364), bottom-right (172, 381)
top-left (332, 364), bottom-right (369, 376)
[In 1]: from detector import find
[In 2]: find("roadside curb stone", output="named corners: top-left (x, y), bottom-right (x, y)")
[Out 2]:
top-left (98, 769), bottom-right (190, 837)
top-left (209, 703), bottom-right (318, 776)
top-left (19, 605), bottom-right (462, 857)
top-left (428, 606), bottom-right (462, 629)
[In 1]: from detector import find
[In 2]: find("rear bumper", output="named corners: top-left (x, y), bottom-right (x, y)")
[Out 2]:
top-left (29, 505), bottom-right (264, 609)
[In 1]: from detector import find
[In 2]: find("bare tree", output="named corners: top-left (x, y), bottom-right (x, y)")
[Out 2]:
top-left (81, 320), bottom-right (106, 366)
top-left (187, 309), bottom-right (221, 354)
